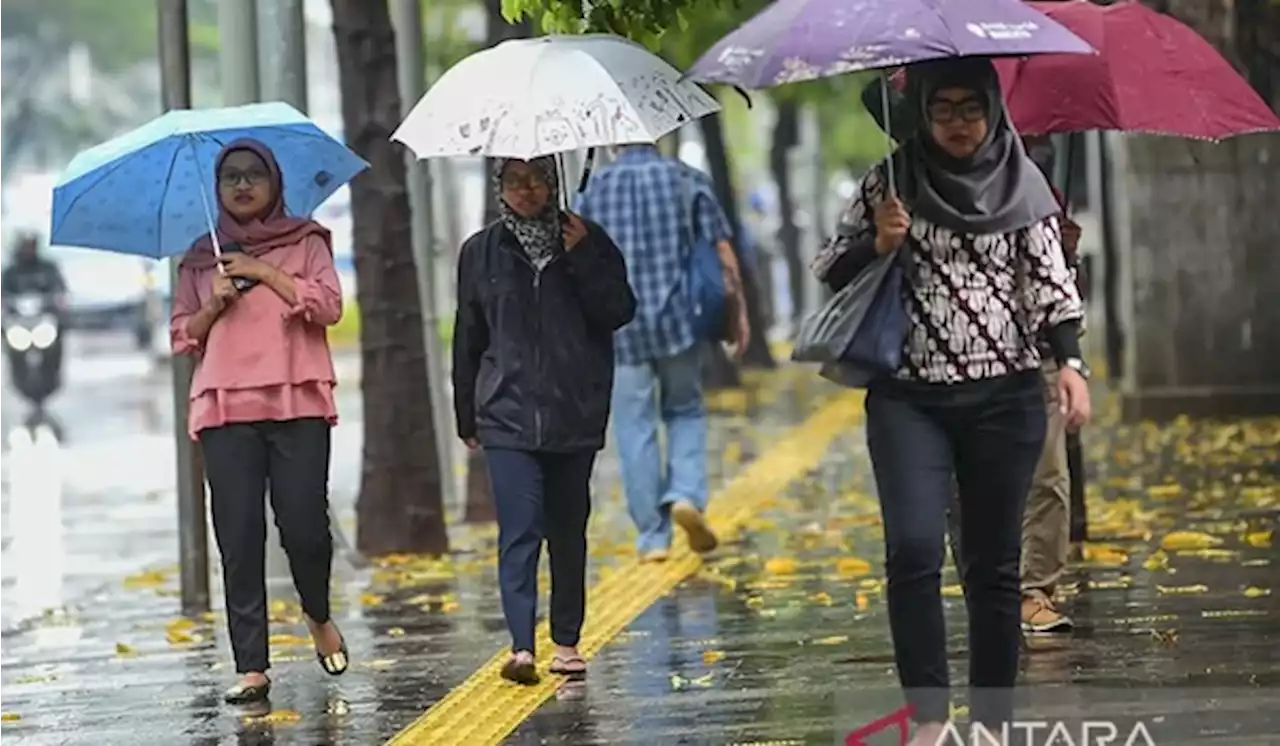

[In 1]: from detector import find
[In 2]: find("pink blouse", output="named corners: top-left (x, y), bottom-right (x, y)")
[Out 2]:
top-left (169, 234), bottom-right (343, 440)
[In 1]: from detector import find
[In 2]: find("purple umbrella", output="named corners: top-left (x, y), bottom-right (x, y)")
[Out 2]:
top-left (688, 0), bottom-right (1095, 89)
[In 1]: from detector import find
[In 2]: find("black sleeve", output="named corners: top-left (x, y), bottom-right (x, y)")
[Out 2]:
top-left (451, 234), bottom-right (488, 441)
top-left (563, 222), bottom-right (637, 333)
top-left (1046, 320), bottom-right (1083, 364)
top-left (824, 240), bottom-right (880, 293)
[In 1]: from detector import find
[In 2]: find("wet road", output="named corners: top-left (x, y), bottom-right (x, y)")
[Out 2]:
top-left (2, 349), bottom-right (1278, 745)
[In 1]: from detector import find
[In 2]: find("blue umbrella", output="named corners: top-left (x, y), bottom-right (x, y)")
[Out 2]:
top-left (50, 101), bottom-right (368, 259)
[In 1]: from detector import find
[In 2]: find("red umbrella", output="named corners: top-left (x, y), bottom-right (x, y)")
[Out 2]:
top-left (995, 0), bottom-right (1280, 140)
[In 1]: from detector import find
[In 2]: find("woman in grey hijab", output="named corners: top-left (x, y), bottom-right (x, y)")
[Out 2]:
top-left (813, 57), bottom-right (1090, 744)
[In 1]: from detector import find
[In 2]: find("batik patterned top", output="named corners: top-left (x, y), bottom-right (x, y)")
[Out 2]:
top-left (811, 165), bottom-right (1083, 385)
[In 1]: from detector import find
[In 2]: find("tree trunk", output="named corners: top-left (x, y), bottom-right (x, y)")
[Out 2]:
top-left (330, 0), bottom-right (449, 555)
top-left (463, 0), bottom-right (533, 523)
top-left (699, 110), bottom-right (776, 371)
top-left (769, 98), bottom-right (804, 326)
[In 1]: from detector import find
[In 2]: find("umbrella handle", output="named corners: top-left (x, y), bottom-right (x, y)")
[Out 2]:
top-left (880, 74), bottom-right (897, 198)
top-left (189, 137), bottom-right (226, 273)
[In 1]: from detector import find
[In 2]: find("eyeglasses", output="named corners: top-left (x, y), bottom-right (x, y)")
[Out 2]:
top-left (501, 175), bottom-right (549, 192)
top-left (218, 168), bottom-right (271, 188)
top-left (927, 98), bottom-right (987, 125)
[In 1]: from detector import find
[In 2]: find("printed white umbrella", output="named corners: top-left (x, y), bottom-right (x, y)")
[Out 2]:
top-left (391, 34), bottom-right (721, 160)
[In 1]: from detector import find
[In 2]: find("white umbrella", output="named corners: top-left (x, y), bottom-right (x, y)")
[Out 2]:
top-left (391, 34), bottom-right (722, 160)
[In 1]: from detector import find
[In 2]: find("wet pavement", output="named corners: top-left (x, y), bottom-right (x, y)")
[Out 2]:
top-left (0, 347), bottom-right (835, 744)
top-left (2, 346), bottom-right (1278, 744)
top-left (0, 331), bottom-right (364, 632)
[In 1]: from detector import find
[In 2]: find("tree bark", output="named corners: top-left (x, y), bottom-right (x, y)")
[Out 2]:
top-left (330, 0), bottom-right (449, 555)
top-left (698, 110), bottom-right (776, 372)
top-left (769, 98), bottom-right (803, 325)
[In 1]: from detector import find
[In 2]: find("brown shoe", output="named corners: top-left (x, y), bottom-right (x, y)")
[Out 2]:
top-left (1021, 594), bottom-right (1073, 633)
top-left (671, 500), bottom-right (718, 553)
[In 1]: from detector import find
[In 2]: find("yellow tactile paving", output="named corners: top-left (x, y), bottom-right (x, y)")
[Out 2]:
top-left (386, 388), bottom-right (866, 746)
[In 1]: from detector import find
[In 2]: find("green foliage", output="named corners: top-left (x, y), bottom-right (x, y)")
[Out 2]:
top-left (423, 0), bottom-right (483, 75)
top-left (500, 0), bottom-right (750, 49)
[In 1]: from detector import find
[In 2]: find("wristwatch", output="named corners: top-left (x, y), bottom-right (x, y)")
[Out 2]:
top-left (1062, 357), bottom-right (1091, 379)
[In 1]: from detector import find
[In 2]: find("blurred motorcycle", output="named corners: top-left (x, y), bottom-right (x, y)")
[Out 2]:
top-left (3, 292), bottom-right (64, 407)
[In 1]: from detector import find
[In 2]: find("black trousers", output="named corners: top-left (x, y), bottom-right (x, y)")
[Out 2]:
top-left (199, 418), bottom-right (333, 673)
top-left (865, 371), bottom-right (1046, 727)
top-left (484, 448), bottom-right (595, 655)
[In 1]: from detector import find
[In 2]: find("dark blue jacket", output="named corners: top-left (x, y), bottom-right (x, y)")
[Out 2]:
top-left (452, 219), bottom-right (636, 453)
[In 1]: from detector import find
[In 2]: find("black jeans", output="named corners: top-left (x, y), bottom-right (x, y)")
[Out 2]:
top-left (485, 448), bottom-right (595, 655)
top-left (866, 371), bottom-right (1046, 727)
top-left (200, 418), bottom-right (333, 673)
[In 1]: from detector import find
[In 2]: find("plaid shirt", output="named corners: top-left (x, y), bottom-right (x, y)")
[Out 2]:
top-left (574, 145), bottom-right (731, 365)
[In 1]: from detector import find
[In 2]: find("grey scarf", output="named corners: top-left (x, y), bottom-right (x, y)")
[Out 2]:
top-left (495, 156), bottom-right (561, 269)
top-left (893, 57), bottom-right (1059, 236)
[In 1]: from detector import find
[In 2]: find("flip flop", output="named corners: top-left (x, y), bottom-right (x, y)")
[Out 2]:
top-left (549, 654), bottom-right (587, 676)
top-left (223, 677), bottom-right (271, 704)
top-left (500, 655), bottom-right (539, 685)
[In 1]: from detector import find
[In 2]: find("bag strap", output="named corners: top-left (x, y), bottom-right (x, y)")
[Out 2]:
top-left (678, 168), bottom-right (705, 262)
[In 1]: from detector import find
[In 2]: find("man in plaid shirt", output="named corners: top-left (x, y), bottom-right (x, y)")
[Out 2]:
top-left (575, 143), bottom-right (749, 561)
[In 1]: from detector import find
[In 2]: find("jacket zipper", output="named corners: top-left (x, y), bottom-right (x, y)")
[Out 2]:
top-left (508, 243), bottom-right (559, 450)
top-left (533, 267), bottom-right (543, 450)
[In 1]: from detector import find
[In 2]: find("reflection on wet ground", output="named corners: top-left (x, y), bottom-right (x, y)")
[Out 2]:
top-left (1, 363), bottom-right (1277, 744)
top-left (0, 368), bottom-right (835, 744)
top-left (513, 409), bottom-right (1280, 744)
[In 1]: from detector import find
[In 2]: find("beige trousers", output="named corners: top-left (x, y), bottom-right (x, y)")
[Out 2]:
top-left (1021, 364), bottom-right (1070, 597)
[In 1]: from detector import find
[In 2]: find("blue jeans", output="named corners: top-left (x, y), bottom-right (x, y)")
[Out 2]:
top-left (485, 448), bottom-right (596, 654)
top-left (611, 345), bottom-right (708, 554)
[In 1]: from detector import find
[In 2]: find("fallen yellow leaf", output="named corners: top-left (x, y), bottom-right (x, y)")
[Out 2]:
top-left (835, 557), bottom-right (874, 578)
top-left (1146, 484), bottom-right (1183, 499)
top-left (810, 591), bottom-right (833, 606)
top-left (1177, 548), bottom-right (1239, 562)
top-left (1244, 530), bottom-right (1273, 548)
top-left (123, 569), bottom-right (171, 589)
top-left (1156, 584), bottom-right (1209, 595)
top-left (855, 592), bottom-right (870, 610)
top-left (941, 584), bottom-right (964, 597)
top-left (268, 634), bottom-right (311, 647)
top-left (165, 629), bottom-right (198, 645)
top-left (1, 713), bottom-right (20, 722)
top-left (245, 709), bottom-right (302, 725)
top-left (388, 627), bottom-right (406, 637)
top-left (360, 593), bottom-right (385, 606)
top-left (1142, 551), bottom-right (1169, 571)
top-left (702, 649), bottom-right (726, 665)
top-left (1082, 544), bottom-right (1129, 567)
top-left (1243, 587), bottom-right (1271, 598)
top-left (763, 557), bottom-right (799, 575)
top-left (1160, 531), bottom-right (1222, 551)
top-left (745, 596), bottom-right (764, 609)
top-left (114, 642), bottom-right (136, 657)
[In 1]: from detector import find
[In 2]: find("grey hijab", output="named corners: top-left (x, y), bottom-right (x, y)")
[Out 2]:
top-left (495, 156), bottom-right (561, 269)
top-left (893, 57), bottom-right (1059, 236)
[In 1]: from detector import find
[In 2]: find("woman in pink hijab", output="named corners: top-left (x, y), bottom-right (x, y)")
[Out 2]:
top-left (170, 138), bottom-right (347, 704)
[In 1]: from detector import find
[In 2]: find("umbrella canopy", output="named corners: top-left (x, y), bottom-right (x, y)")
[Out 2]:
top-left (688, 0), bottom-right (1094, 89)
top-left (392, 34), bottom-right (721, 160)
top-left (995, 1), bottom-right (1280, 140)
top-left (51, 102), bottom-right (368, 259)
